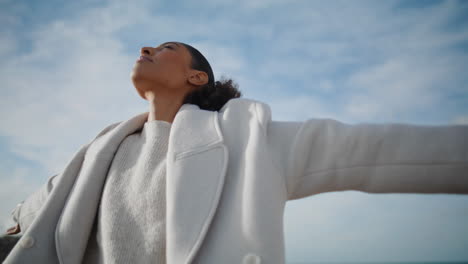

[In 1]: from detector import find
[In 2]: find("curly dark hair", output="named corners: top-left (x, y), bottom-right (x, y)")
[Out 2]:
top-left (179, 42), bottom-right (242, 111)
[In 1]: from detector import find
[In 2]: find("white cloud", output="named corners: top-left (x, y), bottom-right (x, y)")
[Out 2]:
top-left (344, 58), bottom-right (441, 121)
top-left (188, 41), bottom-right (247, 78)
top-left (452, 115), bottom-right (468, 125)
top-left (1, 0), bottom-right (468, 262)
top-left (238, 1), bottom-right (468, 123)
top-left (0, 0), bottom-right (152, 173)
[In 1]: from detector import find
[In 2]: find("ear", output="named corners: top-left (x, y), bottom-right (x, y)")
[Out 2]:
top-left (187, 70), bottom-right (209, 86)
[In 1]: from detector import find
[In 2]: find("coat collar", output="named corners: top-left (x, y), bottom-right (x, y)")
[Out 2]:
top-left (166, 103), bottom-right (228, 264)
top-left (55, 103), bottom-right (228, 264)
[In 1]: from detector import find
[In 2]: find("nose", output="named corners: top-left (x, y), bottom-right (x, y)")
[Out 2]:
top-left (140, 47), bottom-right (153, 56)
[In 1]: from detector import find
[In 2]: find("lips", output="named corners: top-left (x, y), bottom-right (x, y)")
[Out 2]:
top-left (138, 56), bottom-right (154, 63)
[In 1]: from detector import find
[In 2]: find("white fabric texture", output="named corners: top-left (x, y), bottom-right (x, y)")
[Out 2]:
top-left (4, 98), bottom-right (468, 264)
top-left (83, 120), bottom-right (171, 264)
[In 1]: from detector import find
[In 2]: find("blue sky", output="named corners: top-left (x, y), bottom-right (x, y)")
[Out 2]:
top-left (1, 0), bottom-right (467, 262)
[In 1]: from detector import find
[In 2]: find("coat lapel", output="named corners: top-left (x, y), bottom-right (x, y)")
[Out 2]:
top-left (55, 111), bottom-right (149, 263)
top-left (166, 104), bottom-right (228, 264)
top-left (55, 104), bottom-right (228, 264)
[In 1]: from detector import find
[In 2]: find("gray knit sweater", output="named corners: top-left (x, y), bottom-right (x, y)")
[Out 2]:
top-left (82, 120), bottom-right (171, 263)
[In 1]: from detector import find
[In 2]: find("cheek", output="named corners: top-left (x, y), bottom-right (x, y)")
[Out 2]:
top-left (158, 57), bottom-right (188, 80)
top-left (131, 53), bottom-right (188, 86)
top-left (157, 52), bottom-right (187, 69)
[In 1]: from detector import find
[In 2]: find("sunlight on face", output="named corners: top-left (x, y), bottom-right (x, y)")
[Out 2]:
top-left (131, 42), bottom-right (193, 100)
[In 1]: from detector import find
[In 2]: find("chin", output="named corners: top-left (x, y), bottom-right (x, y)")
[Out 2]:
top-left (132, 84), bottom-right (148, 100)
top-left (131, 66), bottom-right (157, 82)
top-left (130, 74), bottom-right (145, 98)
top-left (131, 71), bottom-right (149, 86)
top-left (130, 67), bottom-right (142, 81)
top-left (130, 71), bottom-right (139, 84)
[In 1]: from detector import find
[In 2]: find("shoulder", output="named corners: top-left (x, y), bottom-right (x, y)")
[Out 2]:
top-left (93, 121), bottom-right (121, 140)
top-left (219, 98), bottom-right (272, 126)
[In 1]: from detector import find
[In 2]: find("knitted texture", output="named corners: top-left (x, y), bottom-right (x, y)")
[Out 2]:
top-left (83, 120), bottom-right (171, 263)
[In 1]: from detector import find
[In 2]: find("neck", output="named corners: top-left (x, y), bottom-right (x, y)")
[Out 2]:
top-left (145, 92), bottom-right (184, 123)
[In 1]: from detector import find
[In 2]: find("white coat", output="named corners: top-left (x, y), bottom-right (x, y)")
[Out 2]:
top-left (4, 98), bottom-right (468, 264)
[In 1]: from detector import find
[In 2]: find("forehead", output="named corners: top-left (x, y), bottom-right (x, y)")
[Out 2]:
top-left (159, 41), bottom-right (181, 47)
top-left (158, 42), bottom-right (190, 57)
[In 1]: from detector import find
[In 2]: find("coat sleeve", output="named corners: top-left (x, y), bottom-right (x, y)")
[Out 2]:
top-left (267, 118), bottom-right (468, 201)
top-left (7, 121), bottom-right (121, 234)
top-left (8, 173), bottom-right (60, 234)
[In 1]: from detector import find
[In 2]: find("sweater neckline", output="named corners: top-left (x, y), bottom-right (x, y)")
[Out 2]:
top-left (144, 119), bottom-right (172, 126)
top-left (141, 120), bottom-right (172, 136)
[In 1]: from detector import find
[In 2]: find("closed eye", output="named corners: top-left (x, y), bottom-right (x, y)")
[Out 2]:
top-left (164, 45), bottom-right (174, 49)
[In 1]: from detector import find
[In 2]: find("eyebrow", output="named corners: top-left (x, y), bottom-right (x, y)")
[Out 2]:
top-left (159, 42), bottom-right (180, 48)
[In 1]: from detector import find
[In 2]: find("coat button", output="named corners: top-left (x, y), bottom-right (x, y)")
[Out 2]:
top-left (242, 253), bottom-right (261, 264)
top-left (20, 236), bottom-right (35, 249)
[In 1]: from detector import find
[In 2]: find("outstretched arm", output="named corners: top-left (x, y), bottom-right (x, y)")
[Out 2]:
top-left (268, 119), bottom-right (468, 201)
top-left (5, 121), bottom-right (121, 234)
top-left (6, 173), bottom-right (60, 235)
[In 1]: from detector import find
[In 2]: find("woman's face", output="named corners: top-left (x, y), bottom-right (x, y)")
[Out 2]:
top-left (131, 41), bottom-right (194, 99)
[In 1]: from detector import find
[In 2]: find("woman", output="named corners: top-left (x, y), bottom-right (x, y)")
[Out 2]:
top-left (4, 41), bottom-right (468, 264)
